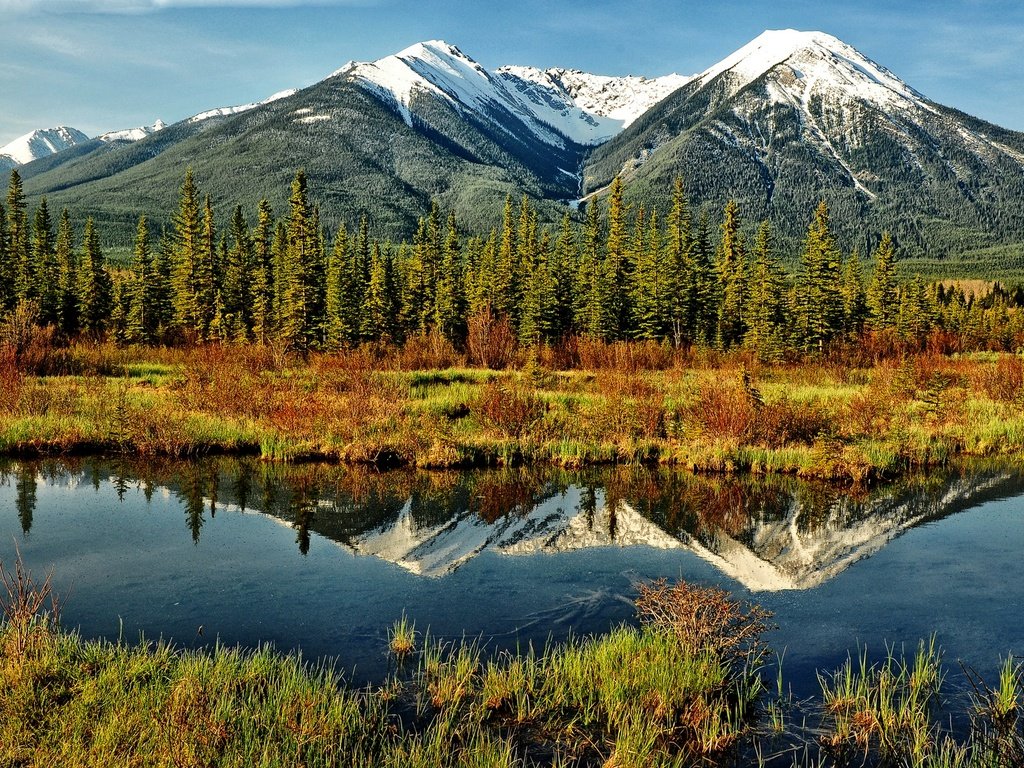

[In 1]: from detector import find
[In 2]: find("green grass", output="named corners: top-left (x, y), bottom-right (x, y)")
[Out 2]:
top-left (5, 346), bottom-right (1024, 482)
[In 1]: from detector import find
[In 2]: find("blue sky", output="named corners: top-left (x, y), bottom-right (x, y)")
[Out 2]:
top-left (2, 0), bottom-right (1023, 146)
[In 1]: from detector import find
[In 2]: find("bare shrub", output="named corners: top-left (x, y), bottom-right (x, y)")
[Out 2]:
top-left (686, 379), bottom-right (756, 441)
top-left (752, 398), bottom-right (834, 447)
top-left (976, 355), bottom-right (1024, 403)
top-left (466, 306), bottom-right (516, 370)
top-left (473, 379), bottom-right (545, 438)
top-left (0, 548), bottom-right (63, 659)
top-left (635, 578), bottom-right (772, 662)
top-left (396, 329), bottom-right (461, 370)
top-left (0, 345), bottom-right (22, 413)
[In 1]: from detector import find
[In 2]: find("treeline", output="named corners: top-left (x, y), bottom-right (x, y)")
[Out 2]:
top-left (2, 168), bottom-right (1023, 358)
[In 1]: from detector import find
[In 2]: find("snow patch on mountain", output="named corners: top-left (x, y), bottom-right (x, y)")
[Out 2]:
top-left (187, 88), bottom-right (298, 124)
top-left (337, 40), bottom-right (690, 147)
top-left (99, 119), bottom-right (167, 143)
top-left (0, 126), bottom-right (89, 169)
top-left (699, 29), bottom-right (921, 108)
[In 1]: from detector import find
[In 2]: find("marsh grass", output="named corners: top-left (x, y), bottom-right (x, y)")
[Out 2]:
top-left (3, 342), bottom-right (1024, 481)
top-left (2, 555), bottom-right (1022, 767)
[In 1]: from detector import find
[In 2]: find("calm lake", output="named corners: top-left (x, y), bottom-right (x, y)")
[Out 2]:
top-left (1, 458), bottom-right (1022, 696)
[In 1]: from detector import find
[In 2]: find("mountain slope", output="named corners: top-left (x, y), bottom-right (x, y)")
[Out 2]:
top-left (0, 126), bottom-right (90, 172)
top-left (584, 29), bottom-right (1024, 258)
top-left (11, 31), bottom-right (1024, 263)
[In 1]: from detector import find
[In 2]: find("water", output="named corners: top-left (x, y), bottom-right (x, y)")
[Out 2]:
top-left (1, 458), bottom-right (1022, 696)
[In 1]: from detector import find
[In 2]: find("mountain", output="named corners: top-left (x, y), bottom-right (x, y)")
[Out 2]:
top-left (98, 120), bottom-right (168, 144)
top-left (10, 31), bottom-right (1024, 263)
top-left (13, 41), bottom-right (687, 246)
top-left (191, 466), bottom-right (1022, 590)
top-left (583, 29), bottom-right (1024, 258)
top-left (0, 126), bottom-right (90, 172)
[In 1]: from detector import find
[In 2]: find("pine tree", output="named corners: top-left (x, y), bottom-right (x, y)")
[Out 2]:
top-left (77, 218), bottom-right (112, 336)
top-left (221, 206), bottom-right (251, 341)
top-left (603, 176), bottom-right (630, 339)
top-left (794, 201), bottom-right (844, 352)
top-left (665, 177), bottom-right (693, 347)
top-left (0, 202), bottom-right (10, 311)
top-left (6, 171), bottom-right (29, 308)
top-left (32, 198), bottom-right (57, 323)
top-left (841, 249), bottom-right (868, 337)
top-left (744, 221), bottom-right (787, 361)
top-left (866, 231), bottom-right (898, 330)
top-left (434, 211), bottom-right (465, 341)
top-left (124, 215), bottom-right (153, 344)
top-left (716, 200), bottom-right (747, 348)
top-left (323, 224), bottom-right (351, 350)
top-left (54, 209), bottom-right (77, 335)
top-left (250, 200), bottom-right (275, 344)
top-left (171, 169), bottom-right (203, 339)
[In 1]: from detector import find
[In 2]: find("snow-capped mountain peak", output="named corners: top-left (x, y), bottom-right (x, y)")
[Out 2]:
top-left (0, 126), bottom-right (89, 170)
top-left (698, 28), bottom-right (921, 106)
top-left (338, 40), bottom-right (690, 147)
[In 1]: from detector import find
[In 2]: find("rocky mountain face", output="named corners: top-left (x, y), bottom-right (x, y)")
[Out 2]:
top-left (585, 29), bottom-right (1024, 256)
top-left (9, 31), bottom-right (1024, 258)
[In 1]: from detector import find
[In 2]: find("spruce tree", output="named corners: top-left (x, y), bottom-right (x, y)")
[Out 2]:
top-left (665, 177), bottom-right (693, 347)
top-left (323, 224), bottom-right (351, 350)
top-left (221, 206), bottom-right (251, 341)
top-left (361, 243), bottom-right (398, 342)
top-left (6, 171), bottom-right (29, 308)
top-left (716, 200), bottom-right (747, 348)
top-left (841, 249), bottom-right (868, 337)
top-left (689, 212), bottom-right (718, 345)
top-left (124, 215), bottom-right (153, 344)
top-left (54, 209), bottom-right (77, 335)
top-left (171, 169), bottom-right (203, 339)
top-left (32, 198), bottom-right (57, 322)
top-left (744, 221), bottom-right (787, 361)
top-left (250, 200), bottom-right (274, 344)
top-left (0, 202), bottom-right (10, 311)
top-left (866, 231), bottom-right (898, 330)
top-left (434, 211), bottom-right (465, 342)
top-left (794, 201), bottom-right (844, 352)
top-left (551, 213), bottom-right (577, 337)
top-left (603, 176), bottom-right (630, 339)
top-left (493, 195), bottom-right (518, 319)
top-left (519, 230), bottom-right (558, 345)
top-left (77, 218), bottom-right (112, 336)
top-left (629, 206), bottom-right (664, 341)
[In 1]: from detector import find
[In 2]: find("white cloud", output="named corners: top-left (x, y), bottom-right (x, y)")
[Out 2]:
top-left (0, 0), bottom-right (379, 11)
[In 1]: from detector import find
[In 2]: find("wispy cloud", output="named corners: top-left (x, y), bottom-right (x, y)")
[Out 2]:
top-left (1, 0), bottom-right (381, 11)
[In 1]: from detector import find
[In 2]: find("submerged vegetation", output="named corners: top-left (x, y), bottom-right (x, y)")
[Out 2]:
top-left (2, 556), bottom-right (1022, 767)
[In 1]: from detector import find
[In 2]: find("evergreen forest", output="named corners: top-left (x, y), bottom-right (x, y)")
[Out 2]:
top-left (3, 167), bottom-right (1024, 359)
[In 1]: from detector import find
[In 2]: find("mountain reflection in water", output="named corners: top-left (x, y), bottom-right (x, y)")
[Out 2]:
top-left (4, 458), bottom-right (1021, 592)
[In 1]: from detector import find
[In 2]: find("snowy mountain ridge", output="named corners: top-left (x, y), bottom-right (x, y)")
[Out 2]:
top-left (336, 40), bottom-right (691, 147)
top-left (0, 126), bottom-right (89, 172)
top-left (99, 119), bottom-right (168, 143)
